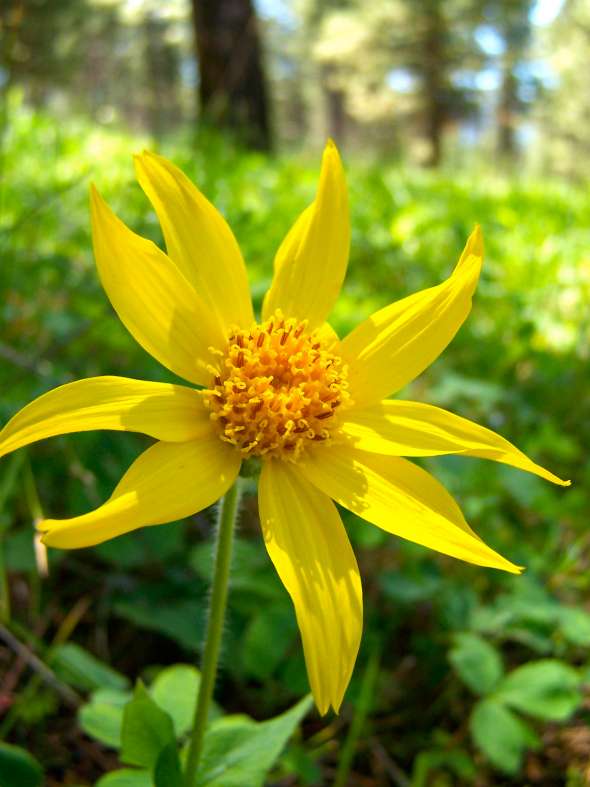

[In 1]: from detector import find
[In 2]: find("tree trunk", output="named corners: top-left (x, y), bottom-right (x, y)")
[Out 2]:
top-left (422, 0), bottom-right (445, 167)
top-left (497, 62), bottom-right (518, 158)
top-left (190, 0), bottom-right (271, 150)
top-left (321, 64), bottom-right (346, 144)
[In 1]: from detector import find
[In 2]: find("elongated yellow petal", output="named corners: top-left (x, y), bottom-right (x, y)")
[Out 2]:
top-left (258, 460), bottom-right (362, 715)
top-left (0, 376), bottom-right (212, 460)
top-left (134, 152), bottom-right (253, 331)
top-left (298, 443), bottom-right (521, 573)
top-left (342, 226), bottom-right (483, 407)
top-left (339, 399), bottom-right (570, 486)
top-left (90, 186), bottom-right (225, 386)
top-left (263, 140), bottom-right (350, 329)
top-left (40, 435), bottom-right (240, 549)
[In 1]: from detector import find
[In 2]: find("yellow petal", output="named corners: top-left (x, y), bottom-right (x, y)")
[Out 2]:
top-left (258, 459), bottom-right (362, 714)
top-left (298, 443), bottom-right (521, 573)
top-left (134, 152), bottom-right (253, 331)
top-left (0, 376), bottom-right (212, 460)
top-left (90, 186), bottom-right (225, 385)
top-left (262, 140), bottom-right (350, 329)
top-left (40, 435), bottom-right (240, 549)
top-left (339, 399), bottom-right (570, 486)
top-left (341, 226), bottom-right (483, 407)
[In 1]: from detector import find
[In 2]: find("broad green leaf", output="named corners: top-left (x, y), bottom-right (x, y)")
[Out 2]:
top-left (580, 663), bottom-right (590, 685)
top-left (194, 695), bottom-right (312, 786)
top-left (241, 605), bottom-right (297, 680)
top-left (412, 748), bottom-right (476, 787)
top-left (558, 607), bottom-right (590, 647)
top-left (80, 666), bottom-right (216, 751)
top-left (150, 665), bottom-right (201, 737)
top-left (113, 596), bottom-right (203, 651)
top-left (96, 521), bottom-right (184, 567)
top-left (153, 742), bottom-right (183, 787)
top-left (79, 688), bottom-right (131, 748)
top-left (53, 642), bottom-right (130, 692)
top-left (4, 528), bottom-right (40, 572)
top-left (470, 699), bottom-right (539, 775)
top-left (448, 633), bottom-right (504, 695)
top-left (0, 743), bottom-right (43, 787)
top-left (121, 683), bottom-right (176, 768)
top-left (495, 659), bottom-right (582, 721)
top-left (95, 769), bottom-right (152, 787)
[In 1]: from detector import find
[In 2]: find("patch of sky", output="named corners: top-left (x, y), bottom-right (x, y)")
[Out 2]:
top-left (475, 25), bottom-right (505, 57)
top-left (387, 69), bottom-right (416, 94)
top-left (255, 0), bottom-right (297, 28)
top-left (530, 0), bottom-right (565, 26)
top-left (476, 68), bottom-right (501, 92)
top-left (515, 59), bottom-right (559, 92)
top-left (453, 69), bottom-right (501, 92)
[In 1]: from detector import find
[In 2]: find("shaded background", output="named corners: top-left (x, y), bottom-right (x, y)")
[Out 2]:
top-left (1, 1), bottom-right (589, 785)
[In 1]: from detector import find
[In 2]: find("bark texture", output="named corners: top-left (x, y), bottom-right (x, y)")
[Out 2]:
top-left (191, 0), bottom-right (271, 150)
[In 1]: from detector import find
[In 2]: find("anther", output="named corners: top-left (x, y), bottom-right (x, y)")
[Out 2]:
top-left (204, 310), bottom-right (350, 458)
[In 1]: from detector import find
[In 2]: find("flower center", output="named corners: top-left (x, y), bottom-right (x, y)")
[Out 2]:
top-left (204, 311), bottom-right (349, 459)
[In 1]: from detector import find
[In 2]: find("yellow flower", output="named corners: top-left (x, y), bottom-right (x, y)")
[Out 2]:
top-left (0, 142), bottom-right (569, 715)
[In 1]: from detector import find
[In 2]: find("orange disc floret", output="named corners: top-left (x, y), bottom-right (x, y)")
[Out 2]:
top-left (203, 311), bottom-right (350, 459)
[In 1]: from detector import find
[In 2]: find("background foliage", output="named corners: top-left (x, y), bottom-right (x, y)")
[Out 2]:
top-left (1, 0), bottom-right (589, 785)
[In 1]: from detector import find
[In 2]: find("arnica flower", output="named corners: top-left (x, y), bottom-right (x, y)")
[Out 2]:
top-left (0, 142), bottom-right (569, 715)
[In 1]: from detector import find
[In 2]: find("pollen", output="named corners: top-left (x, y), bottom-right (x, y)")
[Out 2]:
top-left (203, 311), bottom-right (350, 459)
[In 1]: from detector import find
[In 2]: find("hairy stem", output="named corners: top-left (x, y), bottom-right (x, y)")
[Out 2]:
top-left (184, 480), bottom-right (241, 786)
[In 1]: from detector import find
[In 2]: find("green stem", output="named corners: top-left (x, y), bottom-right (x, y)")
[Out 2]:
top-left (184, 480), bottom-right (241, 786)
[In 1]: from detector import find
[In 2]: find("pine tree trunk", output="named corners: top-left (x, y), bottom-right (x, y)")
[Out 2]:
top-left (321, 65), bottom-right (346, 144)
top-left (497, 63), bottom-right (518, 158)
top-left (190, 0), bottom-right (271, 150)
top-left (422, 0), bottom-right (445, 167)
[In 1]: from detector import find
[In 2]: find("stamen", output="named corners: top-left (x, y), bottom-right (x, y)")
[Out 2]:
top-left (203, 310), bottom-right (350, 459)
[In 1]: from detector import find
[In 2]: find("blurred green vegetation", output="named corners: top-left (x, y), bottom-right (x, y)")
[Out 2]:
top-left (1, 93), bottom-right (589, 785)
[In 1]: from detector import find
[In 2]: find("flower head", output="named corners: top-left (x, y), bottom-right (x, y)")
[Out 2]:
top-left (0, 142), bottom-right (569, 715)
top-left (203, 311), bottom-right (350, 458)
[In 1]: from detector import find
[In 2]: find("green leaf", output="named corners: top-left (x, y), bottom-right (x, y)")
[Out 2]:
top-left (448, 633), bottom-right (504, 695)
top-left (412, 748), bottom-right (476, 787)
top-left (0, 743), bottom-right (43, 787)
top-left (559, 607), bottom-right (590, 647)
top-left (194, 695), bottom-right (312, 787)
top-left (95, 769), bottom-right (152, 787)
top-left (121, 683), bottom-right (176, 768)
top-left (153, 742), bottom-right (183, 787)
top-left (150, 665), bottom-right (201, 738)
top-left (80, 666), bottom-right (217, 751)
top-left (495, 659), bottom-right (582, 721)
top-left (113, 596), bottom-right (203, 651)
top-left (53, 642), bottom-right (130, 692)
top-left (95, 521), bottom-right (184, 567)
top-left (79, 687), bottom-right (131, 748)
top-left (470, 699), bottom-right (539, 775)
top-left (241, 605), bottom-right (296, 680)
